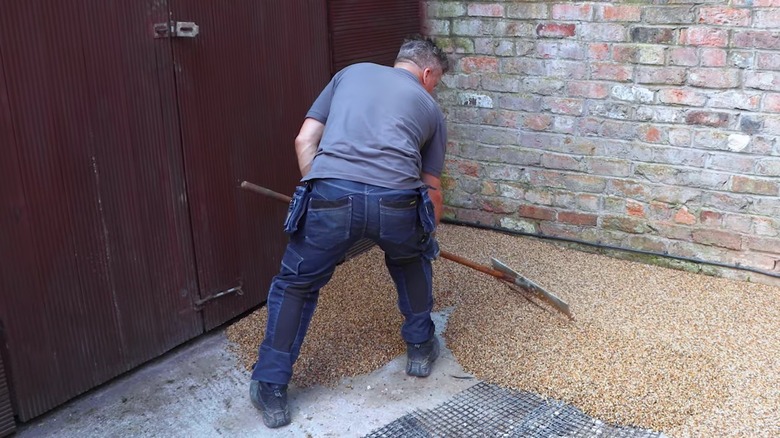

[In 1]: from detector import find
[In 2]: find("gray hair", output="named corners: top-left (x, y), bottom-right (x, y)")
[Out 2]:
top-left (396, 35), bottom-right (449, 74)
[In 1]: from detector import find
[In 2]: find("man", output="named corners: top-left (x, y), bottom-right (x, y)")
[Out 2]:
top-left (250, 36), bottom-right (449, 429)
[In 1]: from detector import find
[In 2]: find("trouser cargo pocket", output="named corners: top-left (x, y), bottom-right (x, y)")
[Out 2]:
top-left (283, 185), bottom-right (310, 234)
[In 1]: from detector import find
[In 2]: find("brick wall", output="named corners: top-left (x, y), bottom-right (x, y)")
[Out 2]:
top-left (425, 1), bottom-right (780, 280)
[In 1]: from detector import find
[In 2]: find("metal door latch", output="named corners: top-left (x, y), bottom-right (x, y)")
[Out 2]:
top-left (154, 21), bottom-right (199, 38)
top-left (193, 283), bottom-right (244, 310)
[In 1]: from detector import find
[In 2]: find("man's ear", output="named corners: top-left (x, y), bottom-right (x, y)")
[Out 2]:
top-left (422, 68), bottom-right (433, 85)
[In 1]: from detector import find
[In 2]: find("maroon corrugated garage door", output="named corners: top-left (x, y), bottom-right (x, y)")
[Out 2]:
top-left (0, 0), bottom-right (421, 425)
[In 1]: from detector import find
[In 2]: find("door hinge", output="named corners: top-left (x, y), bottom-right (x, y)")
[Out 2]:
top-left (154, 21), bottom-right (199, 39)
top-left (194, 283), bottom-right (243, 310)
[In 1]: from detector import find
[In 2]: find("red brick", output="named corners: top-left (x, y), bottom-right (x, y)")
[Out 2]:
top-left (567, 81), bottom-right (610, 98)
top-left (731, 175), bottom-right (780, 196)
top-left (698, 7), bottom-right (751, 26)
top-left (659, 89), bottom-right (707, 106)
top-left (588, 43), bottom-right (610, 61)
top-left (506, 3), bottom-right (549, 20)
top-left (630, 27), bottom-right (675, 44)
top-left (558, 211), bottom-right (597, 226)
top-left (537, 23), bottom-right (576, 39)
top-left (544, 97), bottom-right (584, 115)
top-left (552, 4), bottom-right (592, 21)
top-left (591, 63), bottom-right (633, 81)
top-left (480, 198), bottom-right (517, 214)
top-left (587, 158), bottom-right (630, 177)
top-left (710, 91), bottom-right (761, 110)
top-left (519, 205), bottom-right (556, 221)
top-left (733, 31), bottom-right (780, 50)
top-left (524, 114), bottom-right (552, 131)
top-left (700, 48), bottom-right (727, 67)
top-left (688, 68), bottom-right (740, 88)
top-left (481, 109), bottom-right (521, 128)
top-left (636, 67), bottom-right (685, 85)
top-left (541, 153), bottom-right (582, 171)
top-left (700, 210), bottom-right (722, 226)
top-left (612, 46), bottom-right (636, 63)
top-left (668, 47), bottom-right (699, 66)
top-left (459, 56), bottom-right (499, 73)
top-left (692, 229), bottom-right (743, 250)
top-left (626, 200), bottom-right (645, 217)
top-left (745, 236), bottom-right (780, 253)
top-left (578, 118), bottom-right (600, 136)
top-left (638, 125), bottom-right (663, 143)
top-left (680, 27), bottom-right (729, 47)
top-left (685, 111), bottom-right (731, 128)
top-left (765, 94), bottom-right (780, 113)
top-left (457, 160), bottom-right (480, 177)
top-left (674, 207), bottom-right (697, 225)
top-left (468, 3), bottom-right (504, 17)
top-left (649, 201), bottom-right (674, 221)
top-left (600, 5), bottom-right (641, 22)
top-left (562, 174), bottom-right (606, 192)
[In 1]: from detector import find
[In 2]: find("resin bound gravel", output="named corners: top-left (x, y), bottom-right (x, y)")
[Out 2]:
top-left (226, 224), bottom-right (780, 437)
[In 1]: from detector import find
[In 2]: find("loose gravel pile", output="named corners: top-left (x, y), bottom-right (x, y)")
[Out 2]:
top-left (226, 224), bottom-right (780, 437)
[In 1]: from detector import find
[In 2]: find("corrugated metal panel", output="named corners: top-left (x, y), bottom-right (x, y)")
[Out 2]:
top-left (0, 0), bottom-right (202, 420)
top-left (169, 0), bottom-right (332, 330)
top-left (0, 353), bottom-right (15, 437)
top-left (0, 27), bottom-right (20, 436)
top-left (329, 0), bottom-right (421, 72)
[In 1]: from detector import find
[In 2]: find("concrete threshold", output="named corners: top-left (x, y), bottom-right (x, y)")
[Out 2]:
top-left (16, 308), bottom-right (477, 437)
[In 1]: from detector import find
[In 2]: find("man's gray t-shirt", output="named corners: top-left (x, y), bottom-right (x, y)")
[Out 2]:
top-left (302, 63), bottom-right (447, 190)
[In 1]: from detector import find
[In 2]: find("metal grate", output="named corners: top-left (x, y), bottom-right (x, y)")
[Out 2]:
top-left (365, 382), bottom-right (666, 438)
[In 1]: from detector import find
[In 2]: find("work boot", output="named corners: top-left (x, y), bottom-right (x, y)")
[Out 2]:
top-left (406, 336), bottom-right (440, 377)
top-left (249, 380), bottom-right (291, 428)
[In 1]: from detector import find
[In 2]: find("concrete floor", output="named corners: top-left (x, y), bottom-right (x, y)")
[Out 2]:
top-left (15, 309), bottom-right (477, 438)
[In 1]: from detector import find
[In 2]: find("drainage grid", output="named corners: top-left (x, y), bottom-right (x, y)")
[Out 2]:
top-left (365, 382), bottom-right (666, 438)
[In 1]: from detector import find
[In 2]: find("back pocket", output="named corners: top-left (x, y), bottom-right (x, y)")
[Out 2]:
top-left (379, 198), bottom-right (419, 245)
top-left (304, 197), bottom-right (352, 249)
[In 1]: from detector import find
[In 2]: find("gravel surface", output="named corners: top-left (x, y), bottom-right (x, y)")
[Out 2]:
top-left (226, 224), bottom-right (780, 437)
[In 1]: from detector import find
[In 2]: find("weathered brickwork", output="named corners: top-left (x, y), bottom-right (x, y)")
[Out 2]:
top-left (425, 1), bottom-right (780, 281)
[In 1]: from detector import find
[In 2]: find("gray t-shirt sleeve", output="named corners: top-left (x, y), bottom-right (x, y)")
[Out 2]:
top-left (420, 113), bottom-right (447, 177)
top-left (306, 74), bottom-right (338, 123)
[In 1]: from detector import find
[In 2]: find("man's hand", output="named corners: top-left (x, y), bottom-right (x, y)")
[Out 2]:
top-left (421, 172), bottom-right (443, 225)
top-left (295, 118), bottom-right (325, 177)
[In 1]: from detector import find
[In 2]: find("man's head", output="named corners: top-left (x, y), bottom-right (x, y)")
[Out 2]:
top-left (394, 35), bottom-right (449, 94)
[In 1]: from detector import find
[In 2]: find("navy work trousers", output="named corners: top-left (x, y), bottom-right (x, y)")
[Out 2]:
top-left (251, 178), bottom-right (439, 385)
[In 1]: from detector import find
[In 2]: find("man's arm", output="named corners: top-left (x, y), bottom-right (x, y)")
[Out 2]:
top-left (294, 118), bottom-right (325, 177)
top-left (421, 172), bottom-right (443, 225)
